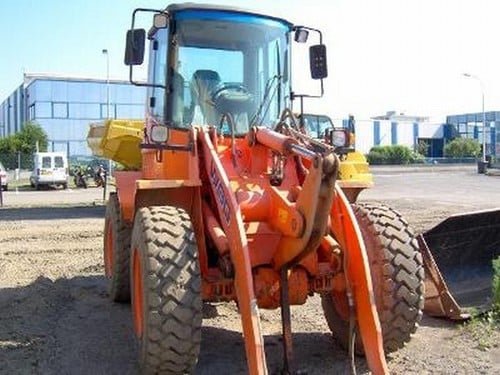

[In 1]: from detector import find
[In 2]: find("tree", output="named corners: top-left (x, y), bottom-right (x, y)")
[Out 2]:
top-left (0, 122), bottom-right (48, 169)
top-left (14, 121), bottom-right (48, 153)
top-left (444, 137), bottom-right (481, 158)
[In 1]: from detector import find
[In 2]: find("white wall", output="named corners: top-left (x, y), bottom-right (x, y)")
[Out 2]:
top-left (351, 120), bottom-right (444, 154)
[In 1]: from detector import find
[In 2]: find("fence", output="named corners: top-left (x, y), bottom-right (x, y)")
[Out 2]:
top-left (0, 151), bottom-right (34, 170)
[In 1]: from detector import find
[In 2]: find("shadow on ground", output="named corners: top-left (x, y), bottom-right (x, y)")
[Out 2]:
top-left (0, 205), bottom-right (105, 221)
top-left (0, 275), bottom-right (370, 375)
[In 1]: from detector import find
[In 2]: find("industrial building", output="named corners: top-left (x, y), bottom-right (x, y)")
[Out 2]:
top-left (0, 73), bottom-right (146, 156)
top-left (446, 112), bottom-right (499, 156)
top-left (1, 75), bottom-right (498, 159)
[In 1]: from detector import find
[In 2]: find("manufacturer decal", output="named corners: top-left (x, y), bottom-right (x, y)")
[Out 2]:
top-left (210, 161), bottom-right (231, 225)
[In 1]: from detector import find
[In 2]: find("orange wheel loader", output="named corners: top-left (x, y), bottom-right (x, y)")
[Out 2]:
top-left (96, 4), bottom-right (499, 374)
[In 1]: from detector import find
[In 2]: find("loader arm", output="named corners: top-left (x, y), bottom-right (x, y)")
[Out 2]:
top-left (330, 185), bottom-right (388, 375)
top-left (199, 129), bottom-right (268, 375)
top-left (253, 127), bottom-right (338, 269)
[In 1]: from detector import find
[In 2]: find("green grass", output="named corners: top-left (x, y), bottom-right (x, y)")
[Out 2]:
top-left (460, 257), bottom-right (500, 351)
top-left (5, 178), bottom-right (32, 191)
top-left (493, 256), bottom-right (500, 309)
top-left (5, 177), bottom-right (110, 191)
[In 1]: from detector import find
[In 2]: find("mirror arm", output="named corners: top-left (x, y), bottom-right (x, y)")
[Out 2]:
top-left (128, 8), bottom-right (168, 88)
top-left (293, 25), bottom-right (323, 45)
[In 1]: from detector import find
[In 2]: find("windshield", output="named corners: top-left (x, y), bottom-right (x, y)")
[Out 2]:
top-left (318, 115), bottom-right (334, 135)
top-left (167, 10), bottom-right (291, 133)
top-left (302, 114), bottom-right (334, 139)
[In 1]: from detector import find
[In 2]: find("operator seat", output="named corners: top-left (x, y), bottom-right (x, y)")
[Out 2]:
top-left (190, 69), bottom-right (221, 126)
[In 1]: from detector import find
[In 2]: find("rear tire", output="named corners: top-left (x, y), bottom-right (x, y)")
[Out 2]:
top-left (321, 203), bottom-right (425, 354)
top-left (131, 206), bottom-right (202, 374)
top-left (104, 192), bottom-right (131, 302)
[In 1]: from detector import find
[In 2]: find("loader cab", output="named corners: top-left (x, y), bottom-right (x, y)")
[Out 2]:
top-left (125, 4), bottom-right (327, 138)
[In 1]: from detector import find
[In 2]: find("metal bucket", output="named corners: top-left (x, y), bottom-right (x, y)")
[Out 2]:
top-left (420, 209), bottom-right (500, 319)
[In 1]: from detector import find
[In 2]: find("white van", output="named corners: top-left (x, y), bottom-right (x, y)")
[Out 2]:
top-left (30, 152), bottom-right (69, 189)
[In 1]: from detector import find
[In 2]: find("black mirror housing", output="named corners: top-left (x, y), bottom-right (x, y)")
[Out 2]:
top-left (124, 29), bottom-right (146, 65)
top-left (294, 28), bottom-right (309, 43)
top-left (309, 44), bottom-right (328, 80)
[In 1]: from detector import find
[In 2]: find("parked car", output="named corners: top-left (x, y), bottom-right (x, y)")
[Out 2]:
top-left (0, 161), bottom-right (8, 191)
top-left (29, 152), bottom-right (69, 189)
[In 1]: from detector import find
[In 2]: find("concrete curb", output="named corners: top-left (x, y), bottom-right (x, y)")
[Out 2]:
top-left (370, 164), bottom-right (476, 174)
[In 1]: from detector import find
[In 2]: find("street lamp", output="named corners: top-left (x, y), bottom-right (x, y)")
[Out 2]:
top-left (102, 49), bottom-right (110, 119)
top-left (463, 73), bottom-right (486, 163)
top-left (102, 49), bottom-right (112, 191)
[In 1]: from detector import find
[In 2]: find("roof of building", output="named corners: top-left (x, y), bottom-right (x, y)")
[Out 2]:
top-left (23, 72), bottom-right (145, 87)
top-left (371, 110), bottom-right (429, 122)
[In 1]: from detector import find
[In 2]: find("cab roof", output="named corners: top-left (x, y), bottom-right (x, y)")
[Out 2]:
top-left (165, 3), bottom-right (293, 29)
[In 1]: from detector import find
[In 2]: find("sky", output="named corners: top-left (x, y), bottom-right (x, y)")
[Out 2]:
top-left (1, 0), bottom-right (500, 121)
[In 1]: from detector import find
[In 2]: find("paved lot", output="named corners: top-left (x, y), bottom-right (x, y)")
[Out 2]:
top-left (0, 166), bottom-right (499, 374)
top-left (1, 165), bottom-right (498, 210)
top-left (365, 165), bottom-right (500, 210)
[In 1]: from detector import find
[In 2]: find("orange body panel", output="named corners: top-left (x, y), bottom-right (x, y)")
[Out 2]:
top-left (114, 171), bottom-right (142, 223)
top-left (142, 128), bottom-right (201, 183)
top-left (115, 124), bottom-right (387, 374)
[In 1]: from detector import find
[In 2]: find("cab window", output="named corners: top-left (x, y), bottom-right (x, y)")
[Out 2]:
top-left (42, 157), bottom-right (51, 168)
top-left (54, 156), bottom-right (64, 168)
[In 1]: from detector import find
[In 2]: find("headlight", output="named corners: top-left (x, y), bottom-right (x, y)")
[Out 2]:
top-left (150, 125), bottom-right (169, 143)
top-left (331, 130), bottom-right (347, 147)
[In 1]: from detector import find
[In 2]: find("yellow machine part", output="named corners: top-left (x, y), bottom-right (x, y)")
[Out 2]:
top-left (87, 119), bottom-right (144, 169)
top-left (337, 151), bottom-right (373, 188)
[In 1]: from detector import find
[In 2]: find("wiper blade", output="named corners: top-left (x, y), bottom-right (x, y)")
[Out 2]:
top-left (250, 74), bottom-right (281, 126)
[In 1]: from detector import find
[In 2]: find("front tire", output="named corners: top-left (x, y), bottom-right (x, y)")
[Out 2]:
top-left (104, 192), bottom-right (131, 302)
top-left (131, 206), bottom-right (202, 374)
top-left (322, 203), bottom-right (425, 354)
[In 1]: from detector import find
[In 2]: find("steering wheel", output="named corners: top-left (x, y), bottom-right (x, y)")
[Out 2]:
top-left (211, 83), bottom-right (250, 101)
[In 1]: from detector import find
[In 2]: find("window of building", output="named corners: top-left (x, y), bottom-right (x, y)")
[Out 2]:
top-left (52, 102), bottom-right (68, 118)
top-left (29, 104), bottom-right (35, 120)
top-left (115, 104), bottom-right (143, 118)
top-left (35, 102), bottom-right (52, 118)
top-left (69, 103), bottom-right (100, 119)
top-left (100, 103), bottom-right (115, 119)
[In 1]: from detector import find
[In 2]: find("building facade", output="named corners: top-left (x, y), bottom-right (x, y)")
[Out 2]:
top-left (3, 76), bottom-right (497, 159)
top-left (446, 112), bottom-right (499, 157)
top-left (0, 73), bottom-right (146, 156)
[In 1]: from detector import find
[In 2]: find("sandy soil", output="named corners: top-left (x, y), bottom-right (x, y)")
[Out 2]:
top-left (0, 189), bottom-right (499, 373)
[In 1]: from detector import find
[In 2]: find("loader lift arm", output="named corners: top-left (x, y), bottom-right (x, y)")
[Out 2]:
top-left (199, 125), bottom-right (388, 374)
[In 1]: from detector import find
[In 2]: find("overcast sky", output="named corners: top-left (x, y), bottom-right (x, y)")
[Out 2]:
top-left (1, 0), bottom-right (499, 121)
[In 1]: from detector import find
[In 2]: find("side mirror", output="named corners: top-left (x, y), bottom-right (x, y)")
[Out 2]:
top-left (309, 44), bottom-right (328, 80)
top-left (124, 29), bottom-right (146, 65)
top-left (294, 28), bottom-right (309, 43)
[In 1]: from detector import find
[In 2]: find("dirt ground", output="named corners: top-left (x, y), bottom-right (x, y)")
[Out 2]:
top-left (0, 168), bottom-right (499, 374)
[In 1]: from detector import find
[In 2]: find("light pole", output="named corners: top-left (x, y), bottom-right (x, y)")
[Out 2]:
top-left (102, 49), bottom-right (112, 194)
top-left (102, 49), bottom-right (110, 119)
top-left (463, 73), bottom-right (486, 163)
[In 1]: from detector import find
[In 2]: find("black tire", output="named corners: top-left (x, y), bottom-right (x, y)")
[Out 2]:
top-left (321, 203), bottom-right (425, 354)
top-left (131, 206), bottom-right (202, 374)
top-left (104, 192), bottom-right (131, 302)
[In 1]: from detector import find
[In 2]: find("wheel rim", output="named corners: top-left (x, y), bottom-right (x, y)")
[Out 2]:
top-left (104, 222), bottom-right (113, 277)
top-left (132, 248), bottom-right (144, 338)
